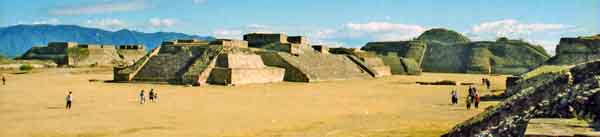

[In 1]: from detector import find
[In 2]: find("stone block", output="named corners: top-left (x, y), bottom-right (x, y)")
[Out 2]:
top-left (215, 53), bottom-right (266, 68)
top-left (209, 67), bottom-right (285, 85)
top-left (311, 45), bottom-right (329, 54)
top-left (210, 39), bottom-right (248, 48)
top-left (288, 36), bottom-right (309, 44)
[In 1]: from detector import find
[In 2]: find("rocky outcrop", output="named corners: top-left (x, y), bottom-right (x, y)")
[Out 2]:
top-left (546, 35), bottom-right (600, 65)
top-left (443, 60), bottom-right (600, 137)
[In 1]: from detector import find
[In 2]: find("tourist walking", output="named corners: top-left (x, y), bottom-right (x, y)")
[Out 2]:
top-left (474, 92), bottom-right (481, 109)
top-left (485, 79), bottom-right (491, 89)
top-left (139, 90), bottom-right (145, 104)
top-left (154, 91), bottom-right (158, 102)
top-left (466, 95), bottom-right (472, 110)
top-left (65, 91), bottom-right (73, 110)
top-left (2, 75), bottom-right (6, 86)
top-left (149, 89), bottom-right (155, 103)
top-left (451, 90), bottom-right (458, 105)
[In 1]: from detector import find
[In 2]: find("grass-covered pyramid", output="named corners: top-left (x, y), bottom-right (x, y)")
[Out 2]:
top-left (420, 28), bottom-right (550, 74)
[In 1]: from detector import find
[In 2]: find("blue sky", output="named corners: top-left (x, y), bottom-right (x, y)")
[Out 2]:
top-left (1, 0), bottom-right (599, 54)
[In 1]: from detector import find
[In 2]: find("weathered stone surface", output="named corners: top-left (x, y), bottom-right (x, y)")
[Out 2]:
top-left (525, 118), bottom-right (597, 137)
top-left (546, 35), bottom-right (600, 65)
top-left (361, 40), bottom-right (427, 75)
top-left (390, 28), bottom-right (551, 74)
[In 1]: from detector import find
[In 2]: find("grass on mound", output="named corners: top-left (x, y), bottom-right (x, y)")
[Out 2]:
top-left (521, 65), bottom-right (573, 80)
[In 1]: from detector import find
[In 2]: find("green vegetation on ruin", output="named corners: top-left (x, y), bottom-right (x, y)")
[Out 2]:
top-left (521, 65), bottom-right (573, 80)
top-left (415, 29), bottom-right (550, 74)
top-left (417, 28), bottom-right (471, 44)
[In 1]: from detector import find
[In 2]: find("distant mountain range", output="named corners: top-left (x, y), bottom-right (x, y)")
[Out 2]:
top-left (0, 24), bottom-right (215, 57)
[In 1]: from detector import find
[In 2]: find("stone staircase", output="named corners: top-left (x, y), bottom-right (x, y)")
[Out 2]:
top-left (277, 51), bottom-right (371, 82)
top-left (113, 46), bottom-right (161, 81)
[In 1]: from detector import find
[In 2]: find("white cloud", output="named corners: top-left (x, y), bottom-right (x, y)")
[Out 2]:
top-left (212, 29), bottom-right (243, 39)
top-left (344, 22), bottom-right (426, 41)
top-left (49, 0), bottom-right (146, 16)
top-left (209, 22), bottom-right (427, 47)
top-left (31, 18), bottom-right (61, 25)
top-left (149, 18), bottom-right (177, 28)
top-left (85, 18), bottom-right (128, 30)
top-left (469, 19), bottom-right (571, 39)
top-left (346, 22), bottom-right (426, 33)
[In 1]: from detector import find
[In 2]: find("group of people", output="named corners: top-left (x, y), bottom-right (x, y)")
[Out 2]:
top-left (450, 85), bottom-right (481, 110)
top-left (63, 88), bottom-right (160, 110)
top-left (466, 86), bottom-right (481, 110)
top-left (139, 88), bottom-right (158, 104)
top-left (482, 78), bottom-right (491, 89)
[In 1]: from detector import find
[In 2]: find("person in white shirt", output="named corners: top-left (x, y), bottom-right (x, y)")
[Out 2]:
top-left (66, 91), bottom-right (73, 110)
top-left (139, 90), bottom-right (145, 104)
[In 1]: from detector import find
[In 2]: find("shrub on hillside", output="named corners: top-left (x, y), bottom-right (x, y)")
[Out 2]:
top-left (19, 64), bottom-right (33, 71)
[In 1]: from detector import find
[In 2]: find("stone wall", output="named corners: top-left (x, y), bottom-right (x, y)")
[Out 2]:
top-left (546, 36), bottom-right (600, 65)
top-left (287, 36), bottom-right (309, 44)
top-left (360, 40), bottom-right (426, 75)
top-left (257, 51), bottom-right (310, 82)
top-left (311, 45), bottom-right (329, 54)
top-left (210, 39), bottom-right (248, 48)
top-left (243, 33), bottom-right (288, 47)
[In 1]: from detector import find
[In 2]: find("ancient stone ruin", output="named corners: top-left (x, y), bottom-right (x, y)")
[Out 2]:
top-left (20, 42), bottom-right (146, 67)
top-left (374, 28), bottom-right (550, 75)
top-left (443, 60), bottom-right (600, 137)
top-left (114, 33), bottom-right (393, 85)
top-left (546, 35), bottom-right (600, 65)
top-left (360, 40), bottom-right (426, 75)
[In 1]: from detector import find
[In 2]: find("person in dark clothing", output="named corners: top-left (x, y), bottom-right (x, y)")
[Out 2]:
top-left (485, 79), bottom-right (491, 89)
top-left (66, 91), bottom-right (73, 110)
top-left (451, 90), bottom-right (458, 105)
top-left (2, 76), bottom-right (6, 86)
top-left (149, 89), bottom-right (155, 103)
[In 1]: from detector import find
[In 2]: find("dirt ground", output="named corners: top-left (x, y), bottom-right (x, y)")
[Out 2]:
top-left (0, 68), bottom-right (506, 137)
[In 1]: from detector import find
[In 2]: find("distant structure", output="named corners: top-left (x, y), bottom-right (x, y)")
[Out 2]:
top-left (20, 42), bottom-right (146, 67)
top-left (114, 33), bottom-right (395, 85)
top-left (545, 34), bottom-right (600, 65)
top-left (114, 38), bottom-right (284, 85)
top-left (360, 40), bottom-right (427, 75)
top-left (363, 28), bottom-right (551, 75)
